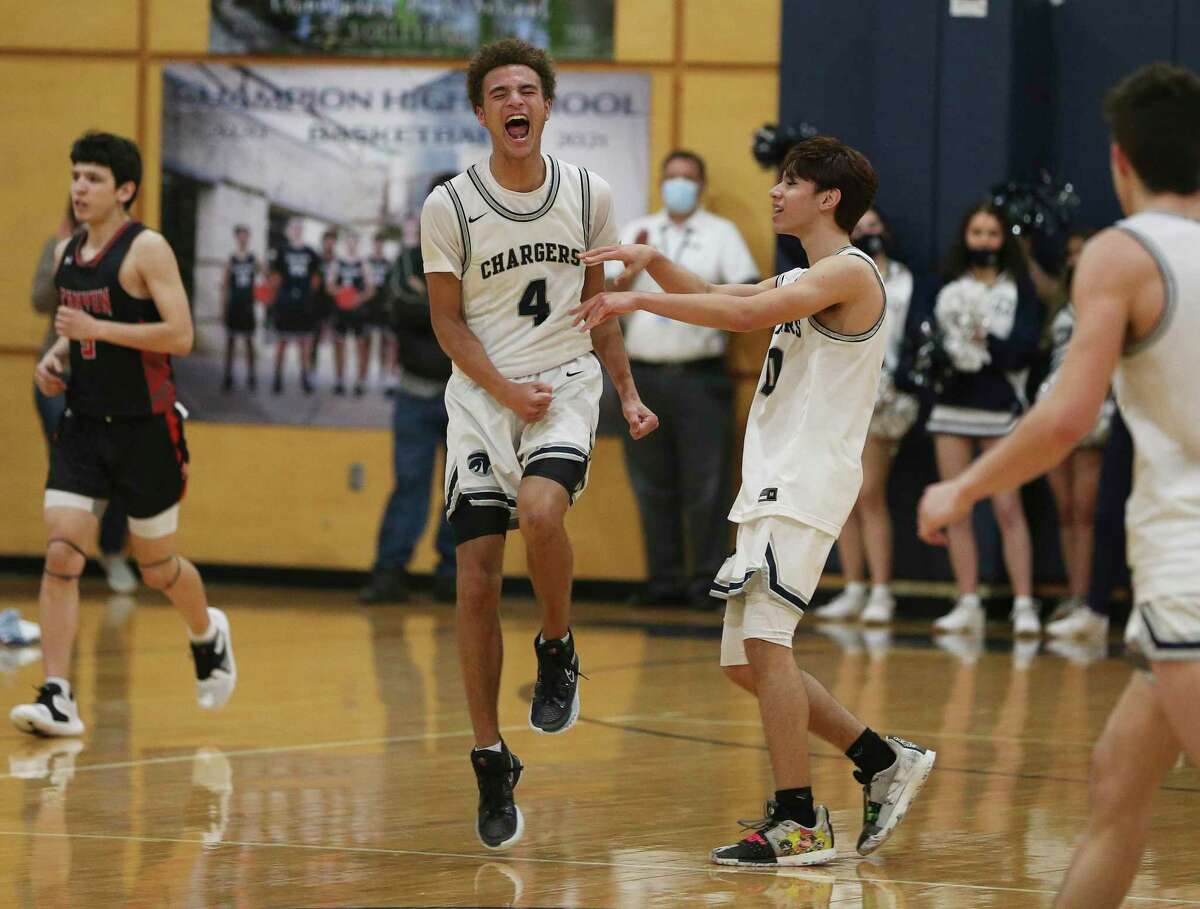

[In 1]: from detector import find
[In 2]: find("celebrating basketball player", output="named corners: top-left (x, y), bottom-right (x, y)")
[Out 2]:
top-left (421, 39), bottom-right (657, 849)
top-left (11, 131), bottom-right (236, 738)
top-left (577, 137), bottom-right (936, 867)
top-left (919, 64), bottom-right (1200, 908)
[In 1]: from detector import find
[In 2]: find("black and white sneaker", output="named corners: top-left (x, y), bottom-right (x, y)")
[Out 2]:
top-left (472, 742), bottom-right (524, 850)
top-left (529, 631), bottom-right (581, 734)
top-left (191, 608), bottom-right (237, 710)
top-left (10, 681), bottom-right (85, 737)
top-left (855, 735), bottom-right (937, 855)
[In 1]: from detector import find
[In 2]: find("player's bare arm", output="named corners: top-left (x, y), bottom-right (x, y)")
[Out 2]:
top-left (35, 237), bottom-right (78, 397)
top-left (582, 243), bottom-right (772, 298)
top-left (580, 263), bottom-right (658, 440)
top-left (574, 253), bottom-right (876, 334)
top-left (917, 228), bottom-right (1155, 544)
top-left (427, 270), bottom-right (552, 424)
top-left (54, 230), bottom-right (194, 356)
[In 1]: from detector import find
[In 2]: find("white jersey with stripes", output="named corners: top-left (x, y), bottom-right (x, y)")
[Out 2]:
top-left (729, 246), bottom-right (889, 536)
top-left (421, 155), bottom-right (618, 378)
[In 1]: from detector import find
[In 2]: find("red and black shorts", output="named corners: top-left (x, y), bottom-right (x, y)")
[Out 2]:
top-left (46, 408), bottom-right (189, 520)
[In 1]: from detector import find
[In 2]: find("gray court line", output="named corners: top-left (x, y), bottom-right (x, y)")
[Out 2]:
top-left (0, 829), bottom-right (1195, 904)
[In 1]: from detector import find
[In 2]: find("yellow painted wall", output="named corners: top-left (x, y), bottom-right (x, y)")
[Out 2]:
top-left (0, 0), bottom-right (780, 579)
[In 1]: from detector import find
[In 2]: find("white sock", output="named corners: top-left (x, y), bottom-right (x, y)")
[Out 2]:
top-left (959, 593), bottom-right (981, 609)
top-left (538, 630), bottom-right (571, 646)
top-left (844, 582), bottom-right (867, 597)
top-left (188, 614), bottom-right (218, 644)
top-left (870, 584), bottom-right (891, 598)
top-left (45, 676), bottom-right (72, 697)
top-left (1013, 595), bottom-right (1035, 611)
top-left (474, 741), bottom-right (503, 753)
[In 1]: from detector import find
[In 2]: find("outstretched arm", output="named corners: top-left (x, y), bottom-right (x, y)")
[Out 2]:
top-left (582, 244), bottom-right (774, 298)
top-left (917, 229), bottom-right (1145, 544)
top-left (582, 264), bottom-right (658, 440)
top-left (55, 232), bottom-right (193, 356)
top-left (574, 253), bottom-right (868, 334)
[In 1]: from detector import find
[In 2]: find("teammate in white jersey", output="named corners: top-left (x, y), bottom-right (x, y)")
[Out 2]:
top-left (578, 137), bottom-right (935, 867)
top-left (422, 39), bottom-right (657, 851)
top-left (919, 64), bottom-right (1200, 907)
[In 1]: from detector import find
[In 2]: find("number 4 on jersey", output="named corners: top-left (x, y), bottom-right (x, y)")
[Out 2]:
top-left (518, 278), bottom-right (550, 326)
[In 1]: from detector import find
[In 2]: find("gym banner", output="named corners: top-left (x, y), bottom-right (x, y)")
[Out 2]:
top-left (160, 63), bottom-right (650, 427)
top-left (209, 0), bottom-right (615, 59)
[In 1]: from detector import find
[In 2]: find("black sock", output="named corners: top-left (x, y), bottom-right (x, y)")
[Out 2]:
top-left (773, 787), bottom-right (816, 827)
top-left (846, 728), bottom-right (896, 777)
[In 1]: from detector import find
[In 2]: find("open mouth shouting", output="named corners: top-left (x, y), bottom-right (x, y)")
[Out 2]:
top-left (504, 114), bottom-right (531, 142)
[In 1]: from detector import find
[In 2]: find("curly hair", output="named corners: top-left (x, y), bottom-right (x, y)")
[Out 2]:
top-left (465, 38), bottom-right (557, 109)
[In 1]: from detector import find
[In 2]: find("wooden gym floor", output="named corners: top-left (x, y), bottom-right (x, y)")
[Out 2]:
top-left (0, 574), bottom-right (1197, 908)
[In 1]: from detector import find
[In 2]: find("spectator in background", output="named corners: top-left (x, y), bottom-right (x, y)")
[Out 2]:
top-left (310, 227), bottom-right (340, 377)
top-left (815, 208), bottom-right (920, 624)
top-left (1037, 227), bottom-right (1111, 633)
top-left (360, 174), bottom-right (458, 604)
top-left (926, 201), bottom-right (1045, 637)
top-left (221, 224), bottom-right (262, 393)
top-left (605, 150), bottom-right (759, 608)
top-left (30, 201), bottom-right (136, 595)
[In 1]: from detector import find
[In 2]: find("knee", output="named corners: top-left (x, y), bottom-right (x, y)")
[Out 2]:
top-left (1088, 740), bottom-right (1141, 827)
top-left (455, 560), bottom-right (501, 611)
top-left (993, 497), bottom-right (1028, 534)
top-left (138, 555), bottom-right (181, 591)
top-left (517, 500), bottom-right (564, 546)
top-left (44, 539), bottom-right (87, 581)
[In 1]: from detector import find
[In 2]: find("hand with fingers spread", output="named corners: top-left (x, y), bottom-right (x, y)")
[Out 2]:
top-left (34, 349), bottom-right (68, 397)
top-left (917, 478), bottom-right (972, 546)
top-left (579, 243), bottom-right (659, 290)
top-left (571, 291), bottom-right (641, 333)
top-left (501, 380), bottom-right (554, 423)
top-left (622, 397), bottom-right (659, 440)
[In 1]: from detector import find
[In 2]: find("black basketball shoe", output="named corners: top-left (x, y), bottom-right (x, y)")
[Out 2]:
top-left (471, 742), bottom-right (524, 849)
top-left (529, 631), bottom-right (582, 734)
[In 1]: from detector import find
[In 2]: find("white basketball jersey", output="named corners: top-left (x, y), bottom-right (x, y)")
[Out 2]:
top-left (421, 155), bottom-right (617, 378)
top-left (729, 246), bottom-right (888, 536)
top-left (1112, 210), bottom-right (1200, 600)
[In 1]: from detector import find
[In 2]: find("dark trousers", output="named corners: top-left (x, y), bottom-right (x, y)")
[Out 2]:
top-left (34, 384), bottom-right (127, 556)
top-left (373, 388), bottom-right (456, 576)
top-left (1087, 409), bottom-right (1133, 617)
top-left (623, 360), bottom-right (734, 595)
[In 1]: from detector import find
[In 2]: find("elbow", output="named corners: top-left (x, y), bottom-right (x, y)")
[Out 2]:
top-left (1047, 408), bottom-right (1090, 450)
top-left (728, 308), bottom-right (756, 333)
top-left (174, 327), bottom-right (194, 357)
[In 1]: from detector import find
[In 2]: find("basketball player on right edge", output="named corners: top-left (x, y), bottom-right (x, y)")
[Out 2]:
top-left (577, 136), bottom-right (936, 866)
top-left (920, 64), bottom-right (1200, 908)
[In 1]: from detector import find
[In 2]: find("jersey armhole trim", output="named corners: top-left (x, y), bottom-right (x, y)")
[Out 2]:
top-left (808, 248), bottom-right (887, 342)
top-left (1115, 224), bottom-right (1177, 358)
top-left (443, 183), bottom-right (472, 278)
top-left (580, 166), bottom-right (592, 248)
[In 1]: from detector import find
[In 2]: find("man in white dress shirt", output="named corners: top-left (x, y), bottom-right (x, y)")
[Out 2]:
top-left (609, 151), bottom-right (760, 608)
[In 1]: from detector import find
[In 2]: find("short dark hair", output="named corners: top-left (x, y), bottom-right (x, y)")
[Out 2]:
top-left (662, 150), bottom-right (706, 183)
top-left (428, 172), bottom-right (459, 196)
top-left (322, 228), bottom-right (338, 241)
top-left (1104, 63), bottom-right (1200, 195)
top-left (780, 136), bottom-right (878, 233)
top-left (466, 38), bottom-right (557, 109)
top-left (943, 200), bottom-right (1028, 282)
top-left (70, 131), bottom-right (142, 210)
top-left (233, 224), bottom-right (250, 234)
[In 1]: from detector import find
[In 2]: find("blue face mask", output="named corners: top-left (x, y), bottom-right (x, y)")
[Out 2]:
top-left (661, 177), bottom-right (700, 215)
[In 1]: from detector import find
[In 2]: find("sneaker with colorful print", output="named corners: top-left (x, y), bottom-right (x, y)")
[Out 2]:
top-left (710, 803), bottom-right (836, 867)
